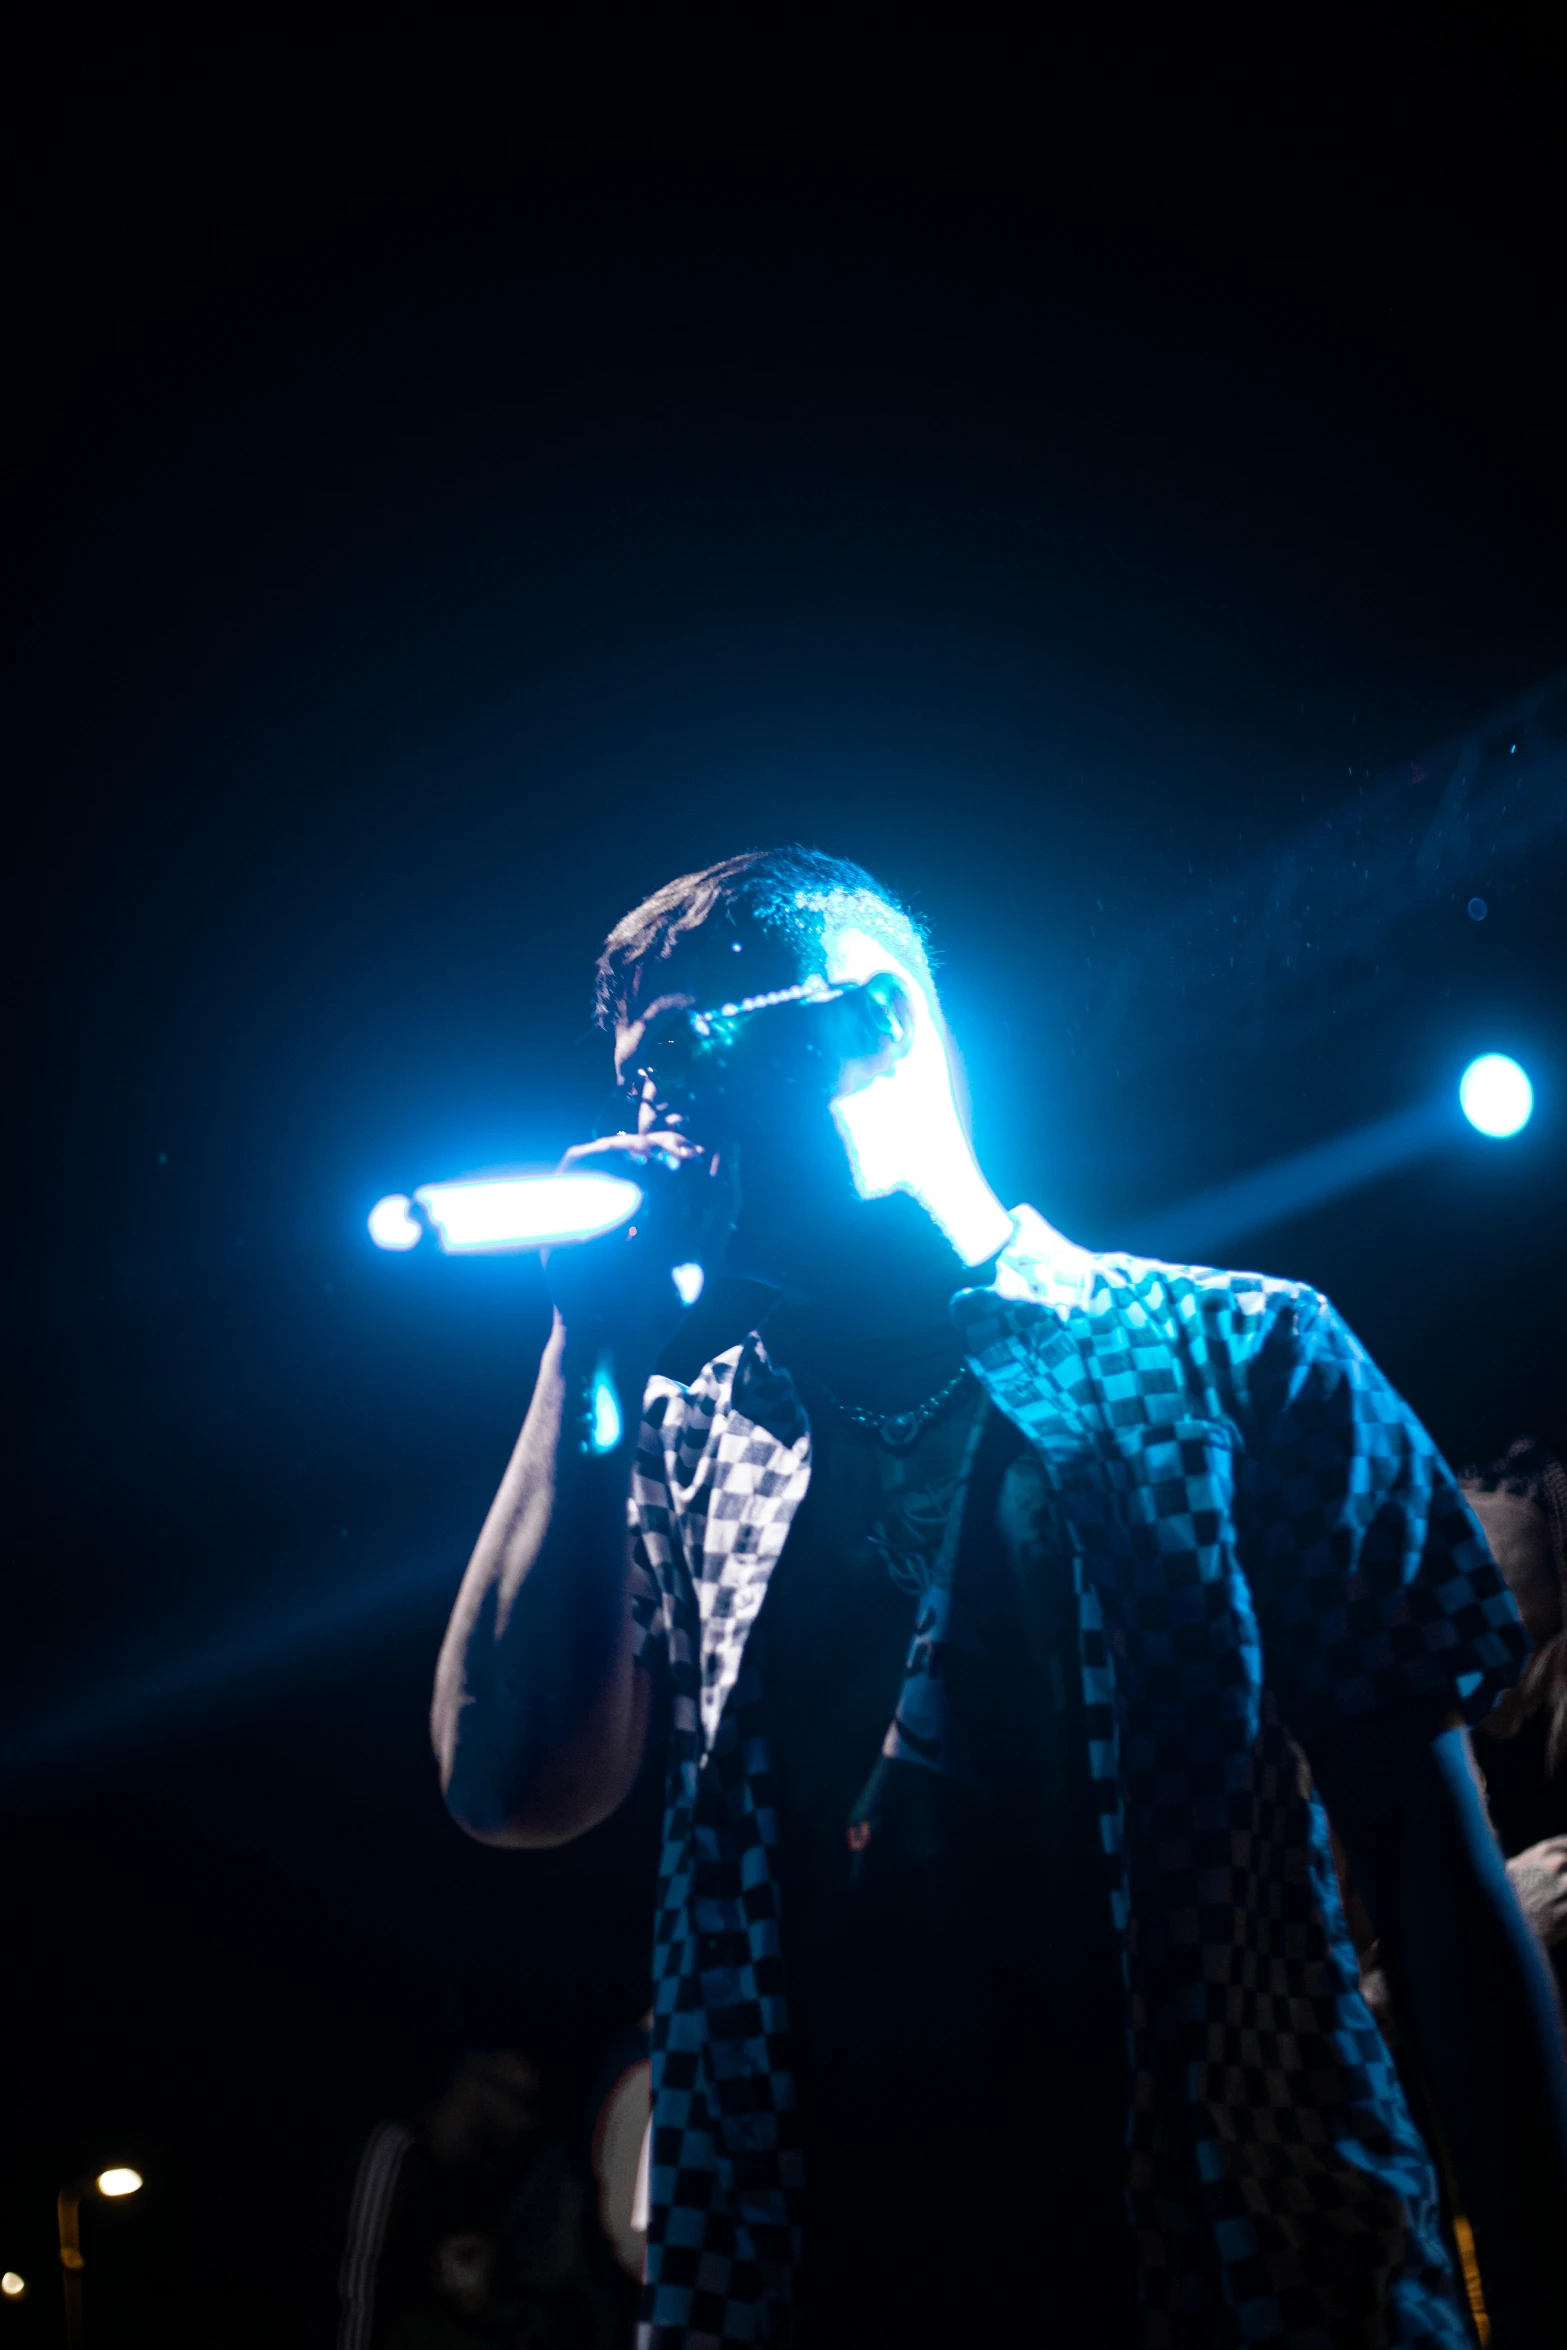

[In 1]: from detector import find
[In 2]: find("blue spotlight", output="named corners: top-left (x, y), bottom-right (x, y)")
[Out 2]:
top-left (368, 1194), bottom-right (422, 1250)
top-left (671, 1261), bottom-right (705, 1306)
top-left (1460, 1054), bottom-right (1533, 1139)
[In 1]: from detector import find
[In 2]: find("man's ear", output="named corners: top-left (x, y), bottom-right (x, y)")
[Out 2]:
top-left (854, 973), bottom-right (916, 1063)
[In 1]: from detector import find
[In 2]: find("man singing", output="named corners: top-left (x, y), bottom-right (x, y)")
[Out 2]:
top-left (432, 847), bottom-right (1566, 2347)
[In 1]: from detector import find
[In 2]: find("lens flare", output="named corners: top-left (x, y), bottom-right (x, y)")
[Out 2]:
top-left (671, 1262), bottom-right (705, 1306)
top-left (1459, 1054), bottom-right (1533, 1138)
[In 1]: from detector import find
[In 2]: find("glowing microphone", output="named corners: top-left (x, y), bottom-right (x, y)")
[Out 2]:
top-left (367, 1174), bottom-right (706, 1306)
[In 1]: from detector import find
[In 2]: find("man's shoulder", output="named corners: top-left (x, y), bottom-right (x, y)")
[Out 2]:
top-left (1093, 1247), bottom-right (1321, 1338)
top-left (996, 1204), bottom-right (1325, 1357)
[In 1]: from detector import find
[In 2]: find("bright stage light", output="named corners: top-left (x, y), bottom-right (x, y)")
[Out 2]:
top-left (368, 1194), bottom-right (423, 1250)
top-left (412, 1173), bottom-right (643, 1252)
top-left (1459, 1054), bottom-right (1533, 1138)
top-left (1, 2272), bottom-right (25, 2298)
top-left (95, 2170), bottom-right (142, 2199)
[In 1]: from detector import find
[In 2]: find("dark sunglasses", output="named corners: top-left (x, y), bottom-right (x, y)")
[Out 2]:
top-left (599, 976), bottom-right (851, 1134)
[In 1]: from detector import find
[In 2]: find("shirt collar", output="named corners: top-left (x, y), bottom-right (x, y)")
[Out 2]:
top-left (977, 1202), bottom-right (1097, 1317)
top-left (739, 1202), bottom-right (1095, 1418)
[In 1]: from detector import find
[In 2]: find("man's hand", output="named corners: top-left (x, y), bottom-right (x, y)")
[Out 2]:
top-left (1508, 1836), bottom-right (1567, 1949)
top-left (433, 1126), bottom-right (738, 1850)
top-left (541, 1131), bottom-right (739, 1352)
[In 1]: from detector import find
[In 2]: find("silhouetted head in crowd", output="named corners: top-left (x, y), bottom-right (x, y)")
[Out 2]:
top-left (425, 2049), bottom-right (544, 2168)
top-left (1463, 1439), bottom-right (1567, 1772)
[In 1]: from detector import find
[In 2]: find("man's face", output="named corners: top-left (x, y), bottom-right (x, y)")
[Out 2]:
top-left (612, 918), bottom-right (879, 1282)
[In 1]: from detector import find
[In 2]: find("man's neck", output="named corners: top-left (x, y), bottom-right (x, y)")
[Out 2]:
top-left (760, 1193), bottom-right (998, 1401)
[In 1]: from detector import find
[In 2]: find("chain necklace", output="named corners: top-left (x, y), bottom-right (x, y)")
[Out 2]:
top-left (812, 1363), bottom-right (974, 1452)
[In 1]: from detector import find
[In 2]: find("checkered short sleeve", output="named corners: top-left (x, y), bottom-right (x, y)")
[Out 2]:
top-left (1245, 1288), bottom-right (1528, 1735)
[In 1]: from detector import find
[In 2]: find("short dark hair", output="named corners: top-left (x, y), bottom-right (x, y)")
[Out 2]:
top-left (593, 846), bottom-right (933, 1029)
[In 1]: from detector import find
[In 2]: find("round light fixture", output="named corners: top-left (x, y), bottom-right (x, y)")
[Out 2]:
top-left (95, 2169), bottom-right (143, 2200)
top-left (1459, 1054), bottom-right (1533, 1139)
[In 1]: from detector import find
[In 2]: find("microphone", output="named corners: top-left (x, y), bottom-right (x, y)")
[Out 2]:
top-left (367, 1173), bottom-right (705, 1304)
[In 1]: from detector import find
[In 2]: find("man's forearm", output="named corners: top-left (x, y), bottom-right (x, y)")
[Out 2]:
top-left (1393, 1732), bottom-right (1567, 2346)
top-left (432, 1315), bottom-right (656, 1844)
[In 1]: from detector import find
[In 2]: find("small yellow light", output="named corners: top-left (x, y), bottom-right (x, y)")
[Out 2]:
top-left (95, 2169), bottom-right (143, 2199)
top-left (0, 2272), bottom-right (25, 2297)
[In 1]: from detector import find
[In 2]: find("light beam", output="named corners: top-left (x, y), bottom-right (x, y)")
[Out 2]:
top-left (1125, 1053), bottom-right (1537, 1263)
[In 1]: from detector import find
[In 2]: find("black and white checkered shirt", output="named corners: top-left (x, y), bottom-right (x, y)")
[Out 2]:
top-left (627, 1207), bottom-right (1526, 2347)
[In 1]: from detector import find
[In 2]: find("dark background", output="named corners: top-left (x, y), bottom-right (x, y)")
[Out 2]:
top-left (5, 12), bottom-right (1565, 2343)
